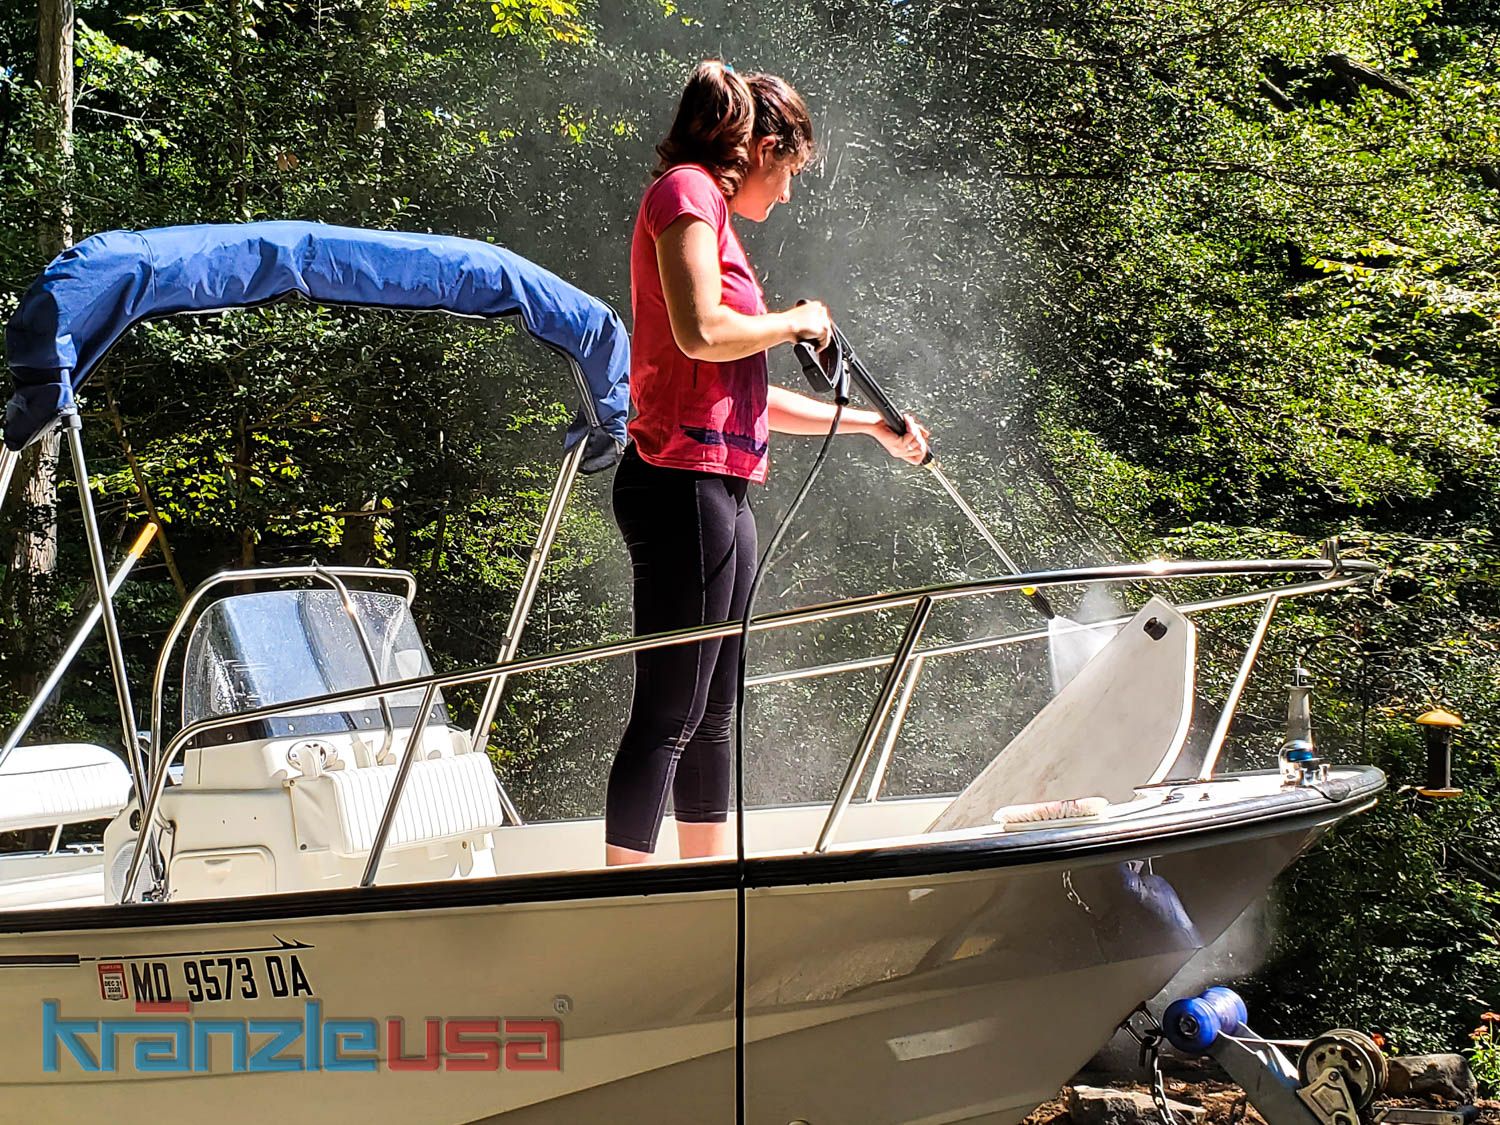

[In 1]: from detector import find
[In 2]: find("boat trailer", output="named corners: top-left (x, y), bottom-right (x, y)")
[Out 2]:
top-left (1123, 987), bottom-right (1480, 1125)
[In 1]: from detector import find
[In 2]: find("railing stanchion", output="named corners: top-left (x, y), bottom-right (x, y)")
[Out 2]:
top-left (1199, 594), bottom-right (1282, 780)
top-left (63, 413), bottom-right (148, 799)
top-left (817, 597), bottom-right (934, 853)
top-left (361, 683), bottom-right (441, 888)
top-left (863, 655), bottom-right (925, 803)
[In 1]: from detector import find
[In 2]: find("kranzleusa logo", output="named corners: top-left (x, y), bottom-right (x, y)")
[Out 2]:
top-left (42, 1001), bottom-right (562, 1074)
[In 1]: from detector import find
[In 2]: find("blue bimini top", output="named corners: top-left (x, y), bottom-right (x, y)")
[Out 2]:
top-left (3, 221), bottom-right (630, 462)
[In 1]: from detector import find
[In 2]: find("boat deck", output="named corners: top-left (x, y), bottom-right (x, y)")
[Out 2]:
top-left (0, 767), bottom-right (1381, 914)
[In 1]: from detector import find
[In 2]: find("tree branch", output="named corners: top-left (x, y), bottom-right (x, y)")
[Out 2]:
top-left (1257, 77), bottom-right (1295, 112)
top-left (100, 371), bottom-right (188, 603)
top-left (1323, 53), bottom-right (1418, 103)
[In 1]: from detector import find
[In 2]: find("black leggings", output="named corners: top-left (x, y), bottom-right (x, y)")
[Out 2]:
top-left (605, 445), bottom-right (756, 852)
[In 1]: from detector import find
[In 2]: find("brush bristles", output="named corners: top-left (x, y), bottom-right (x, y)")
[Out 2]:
top-left (995, 796), bottom-right (1108, 825)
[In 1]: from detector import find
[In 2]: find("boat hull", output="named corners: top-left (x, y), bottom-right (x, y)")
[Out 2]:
top-left (0, 772), bottom-right (1380, 1124)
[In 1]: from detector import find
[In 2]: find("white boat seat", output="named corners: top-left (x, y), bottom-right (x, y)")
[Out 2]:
top-left (929, 596), bottom-right (1196, 833)
top-left (288, 752), bottom-right (505, 857)
top-left (0, 744), bottom-right (131, 833)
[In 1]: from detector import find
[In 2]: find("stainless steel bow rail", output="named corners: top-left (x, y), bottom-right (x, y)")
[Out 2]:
top-left (122, 554), bottom-right (1376, 900)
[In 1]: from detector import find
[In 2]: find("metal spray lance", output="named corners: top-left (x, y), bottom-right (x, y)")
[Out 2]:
top-left (792, 318), bottom-right (1055, 620)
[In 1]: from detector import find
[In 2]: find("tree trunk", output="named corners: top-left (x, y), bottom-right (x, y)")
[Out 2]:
top-left (228, 0), bottom-right (251, 219)
top-left (11, 0), bottom-right (75, 688)
top-left (340, 0), bottom-right (388, 560)
top-left (352, 0), bottom-right (387, 214)
top-left (340, 499), bottom-right (379, 565)
top-left (12, 440), bottom-right (61, 583)
top-left (234, 404), bottom-right (256, 571)
top-left (392, 508), bottom-right (409, 571)
top-left (36, 0), bottom-right (74, 253)
top-left (28, 0), bottom-right (75, 563)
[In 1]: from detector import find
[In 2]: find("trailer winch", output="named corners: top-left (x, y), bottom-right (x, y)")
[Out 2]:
top-left (1122, 987), bottom-right (1479, 1125)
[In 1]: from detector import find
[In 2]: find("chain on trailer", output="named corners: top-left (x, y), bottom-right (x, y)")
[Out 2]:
top-left (1121, 1005), bottom-right (1185, 1125)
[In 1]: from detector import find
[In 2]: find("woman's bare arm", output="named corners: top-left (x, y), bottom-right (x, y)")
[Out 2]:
top-left (767, 385), bottom-right (881, 435)
top-left (768, 386), bottom-right (931, 464)
top-left (656, 216), bottom-right (828, 362)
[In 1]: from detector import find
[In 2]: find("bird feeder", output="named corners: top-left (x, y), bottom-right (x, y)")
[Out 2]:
top-left (1415, 708), bottom-right (1463, 798)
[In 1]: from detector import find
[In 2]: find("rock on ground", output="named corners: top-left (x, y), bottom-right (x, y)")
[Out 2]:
top-left (1065, 1084), bottom-right (1207, 1125)
top-left (1023, 1076), bottom-right (1500, 1125)
top-left (1024, 1079), bottom-right (1265, 1125)
top-left (1386, 1054), bottom-right (1478, 1103)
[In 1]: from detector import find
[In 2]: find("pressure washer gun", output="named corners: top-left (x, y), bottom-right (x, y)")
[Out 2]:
top-left (793, 324), bottom-right (929, 465)
top-left (792, 318), bottom-right (1057, 620)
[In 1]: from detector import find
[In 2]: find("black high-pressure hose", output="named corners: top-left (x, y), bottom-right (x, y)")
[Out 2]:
top-left (731, 340), bottom-right (845, 1122)
top-left (732, 334), bottom-right (849, 846)
top-left (730, 322), bottom-right (1046, 1120)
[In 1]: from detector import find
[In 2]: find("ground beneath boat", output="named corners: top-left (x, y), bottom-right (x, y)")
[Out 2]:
top-left (1022, 1079), bottom-right (1267, 1125)
top-left (1024, 1059), bottom-right (1500, 1125)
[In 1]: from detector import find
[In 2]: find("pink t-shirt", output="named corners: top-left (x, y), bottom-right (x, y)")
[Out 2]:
top-left (628, 164), bottom-right (770, 483)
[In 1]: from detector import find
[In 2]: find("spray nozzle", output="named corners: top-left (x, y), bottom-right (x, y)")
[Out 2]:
top-left (1020, 586), bottom-right (1057, 620)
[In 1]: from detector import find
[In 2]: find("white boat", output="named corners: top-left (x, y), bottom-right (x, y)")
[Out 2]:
top-left (0, 222), bottom-right (1383, 1124)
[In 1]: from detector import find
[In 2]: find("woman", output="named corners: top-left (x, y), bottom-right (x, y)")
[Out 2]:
top-left (606, 60), bottom-right (930, 866)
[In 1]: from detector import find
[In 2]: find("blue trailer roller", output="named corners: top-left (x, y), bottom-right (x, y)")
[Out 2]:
top-left (1162, 986), bottom-right (1248, 1054)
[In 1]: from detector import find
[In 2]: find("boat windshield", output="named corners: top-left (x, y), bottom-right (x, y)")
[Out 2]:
top-left (182, 589), bottom-right (445, 729)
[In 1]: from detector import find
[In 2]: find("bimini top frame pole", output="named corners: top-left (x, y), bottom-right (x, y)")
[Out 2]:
top-left (0, 446), bottom-right (18, 513)
top-left (469, 434), bottom-right (588, 826)
top-left (125, 555), bottom-right (1377, 899)
top-left (61, 412), bottom-right (149, 798)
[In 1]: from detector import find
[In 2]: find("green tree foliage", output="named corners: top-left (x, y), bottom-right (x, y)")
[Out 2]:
top-left (0, 0), bottom-right (1496, 1062)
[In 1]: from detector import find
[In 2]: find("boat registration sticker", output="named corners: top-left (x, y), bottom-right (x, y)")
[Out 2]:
top-left (97, 962), bottom-right (128, 1002)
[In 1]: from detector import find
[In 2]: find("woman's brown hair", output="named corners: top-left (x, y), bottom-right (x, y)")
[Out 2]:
top-left (655, 60), bottom-right (815, 197)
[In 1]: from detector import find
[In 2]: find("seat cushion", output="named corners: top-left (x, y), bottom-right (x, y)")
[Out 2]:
top-left (0, 744), bottom-right (131, 832)
top-left (288, 752), bottom-right (504, 857)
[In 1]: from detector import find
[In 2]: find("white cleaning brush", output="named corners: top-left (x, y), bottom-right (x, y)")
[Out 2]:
top-left (994, 796), bottom-right (1109, 832)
